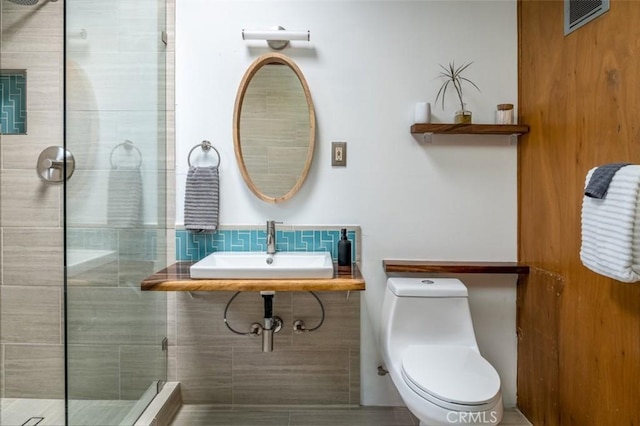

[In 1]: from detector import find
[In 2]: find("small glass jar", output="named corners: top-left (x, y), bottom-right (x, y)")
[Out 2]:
top-left (454, 103), bottom-right (472, 124)
top-left (496, 104), bottom-right (514, 124)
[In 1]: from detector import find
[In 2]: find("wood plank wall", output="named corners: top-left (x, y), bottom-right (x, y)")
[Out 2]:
top-left (518, 1), bottom-right (640, 424)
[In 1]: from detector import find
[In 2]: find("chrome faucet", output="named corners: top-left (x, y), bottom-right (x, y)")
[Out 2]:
top-left (266, 220), bottom-right (282, 255)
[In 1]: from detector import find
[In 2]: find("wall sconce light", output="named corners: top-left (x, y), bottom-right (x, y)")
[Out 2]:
top-left (242, 26), bottom-right (310, 50)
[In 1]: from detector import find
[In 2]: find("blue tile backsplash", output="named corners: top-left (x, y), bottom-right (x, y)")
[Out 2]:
top-left (176, 228), bottom-right (357, 262)
top-left (0, 71), bottom-right (27, 135)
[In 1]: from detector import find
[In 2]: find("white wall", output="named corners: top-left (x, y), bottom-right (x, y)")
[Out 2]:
top-left (176, 0), bottom-right (518, 406)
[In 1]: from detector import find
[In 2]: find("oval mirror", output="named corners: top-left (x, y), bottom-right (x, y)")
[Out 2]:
top-left (233, 53), bottom-right (316, 203)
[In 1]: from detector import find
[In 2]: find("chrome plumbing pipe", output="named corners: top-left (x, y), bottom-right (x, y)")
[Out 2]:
top-left (261, 291), bottom-right (280, 352)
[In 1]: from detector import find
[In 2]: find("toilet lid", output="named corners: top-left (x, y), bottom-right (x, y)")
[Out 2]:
top-left (401, 345), bottom-right (501, 406)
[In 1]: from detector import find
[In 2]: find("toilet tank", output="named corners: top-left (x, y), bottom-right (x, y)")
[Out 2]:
top-left (387, 277), bottom-right (468, 297)
top-left (381, 278), bottom-right (480, 369)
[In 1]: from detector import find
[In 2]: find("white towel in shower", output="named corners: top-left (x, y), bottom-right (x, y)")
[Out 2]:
top-left (580, 165), bottom-right (640, 282)
top-left (184, 166), bottom-right (219, 233)
top-left (107, 166), bottom-right (143, 228)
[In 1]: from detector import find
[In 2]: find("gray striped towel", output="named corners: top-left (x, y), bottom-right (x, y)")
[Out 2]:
top-left (184, 166), bottom-right (219, 233)
top-left (585, 162), bottom-right (631, 199)
top-left (107, 166), bottom-right (143, 228)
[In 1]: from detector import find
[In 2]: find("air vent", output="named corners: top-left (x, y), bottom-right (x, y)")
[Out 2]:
top-left (565, 0), bottom-right (610, 35)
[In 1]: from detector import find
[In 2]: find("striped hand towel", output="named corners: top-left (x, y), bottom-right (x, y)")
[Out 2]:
top-left (580, 165), bottom-right (640, 282)
top-left (184, 166), bottom-right (219, 233)
top-left (107, 166), bottom-right (143, 228)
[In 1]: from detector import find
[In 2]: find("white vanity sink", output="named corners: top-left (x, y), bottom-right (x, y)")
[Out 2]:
top-left (189, 251), bottom-right (334, 279)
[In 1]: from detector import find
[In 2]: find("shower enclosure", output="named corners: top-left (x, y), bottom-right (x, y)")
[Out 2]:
top-left (1, 0), bottom-right (170, 424)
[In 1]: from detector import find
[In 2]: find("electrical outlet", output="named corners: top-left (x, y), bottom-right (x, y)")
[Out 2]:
top-left (332, 141), bottom-right (347, 167)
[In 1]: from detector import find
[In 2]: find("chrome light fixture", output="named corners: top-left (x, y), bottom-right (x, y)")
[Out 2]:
top-left (242, 26), bottom-right (310, 50)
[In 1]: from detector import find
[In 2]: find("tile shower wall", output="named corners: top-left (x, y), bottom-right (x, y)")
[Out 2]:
top-left (169, 226), bottom-right (361, 405)
top-left (0, 0), bottom-right (65, 400)
top-left (0, 0), bottom-right (175, 405)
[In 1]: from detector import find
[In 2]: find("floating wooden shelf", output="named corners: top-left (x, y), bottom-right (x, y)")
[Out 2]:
top-left (141, 261), bottom-right (365, 292)
top-left (383, 260), bottom-right (530, 275)
top-left (411, 123), bottom-right (530, 136)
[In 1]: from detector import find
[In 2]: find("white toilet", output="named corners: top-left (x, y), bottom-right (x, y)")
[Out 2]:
top-left (380, 277), bottom-right (503, 426)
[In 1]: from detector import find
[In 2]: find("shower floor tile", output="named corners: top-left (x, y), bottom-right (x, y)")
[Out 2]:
top-left (170, 405), bottom-right (532, 426)
top-left (1, 399), bottom-right (65, 426)
top-left (0, 398), bottom-right (136, 426)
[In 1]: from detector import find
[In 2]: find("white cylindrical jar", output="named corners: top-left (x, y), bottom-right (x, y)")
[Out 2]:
top-left (496, 104), bottom-right (514, 124)
top-left (414, 102), bottom-right (431, 123)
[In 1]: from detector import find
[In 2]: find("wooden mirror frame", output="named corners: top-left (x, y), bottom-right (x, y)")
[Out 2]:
top-left (233, 52), bottom-right (316, 203)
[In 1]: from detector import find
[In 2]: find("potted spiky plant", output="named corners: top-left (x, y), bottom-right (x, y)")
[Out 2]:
top-left (435, 61), bottom-right (480, 124)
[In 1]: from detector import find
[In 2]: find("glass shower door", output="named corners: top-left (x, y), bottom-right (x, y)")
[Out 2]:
top-left (64, 0), bottom-right (168, 424)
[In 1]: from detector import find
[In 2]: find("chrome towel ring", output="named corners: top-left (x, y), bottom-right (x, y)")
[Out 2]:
top-left (110, 139), bottom-right (142, 169)
top-left (187, 140), bottom-right (221, 168)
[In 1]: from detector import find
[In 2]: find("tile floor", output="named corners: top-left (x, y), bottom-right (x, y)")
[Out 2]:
top-left (0, 398), bottom-right (136, 426)
top-left (170, 405), bottom-right (532, 426)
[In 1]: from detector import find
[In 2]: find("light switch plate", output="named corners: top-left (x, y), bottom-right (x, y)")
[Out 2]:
top-left (332, 141), bottom-right (347, 167)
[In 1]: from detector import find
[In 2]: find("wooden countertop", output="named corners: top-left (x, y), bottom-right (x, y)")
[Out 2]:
top-left (141, 262), bottom-right (365, 292)
top-left (383, 260), bottom-right (530, 275)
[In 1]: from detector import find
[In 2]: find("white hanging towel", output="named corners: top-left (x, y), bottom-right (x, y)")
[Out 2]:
top-left (580, 165), bottom-right (640, 282)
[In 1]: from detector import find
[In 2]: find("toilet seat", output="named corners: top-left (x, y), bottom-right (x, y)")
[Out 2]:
top-left (401, 345), bottom-right (501, 412)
